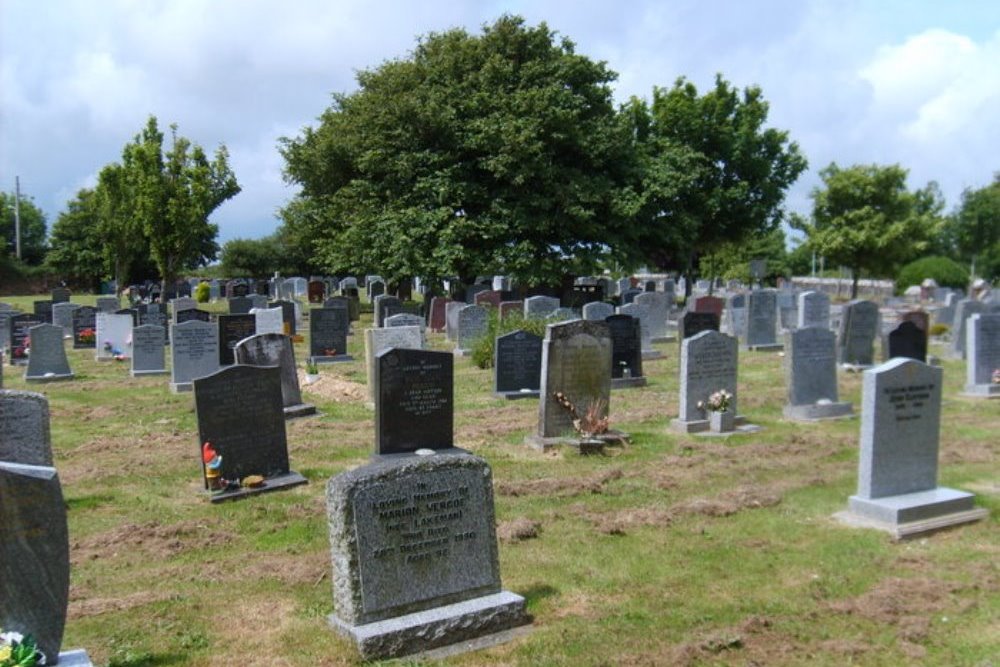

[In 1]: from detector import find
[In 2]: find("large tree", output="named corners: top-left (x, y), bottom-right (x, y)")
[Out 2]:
top-left (121, 116), bottom-right (240, 290)
top-left (792, 163), bottom-right (937, 298)
top-left (46, 188), bottom-right (106, 289)
top-left (948, 173), bottom-right (1000, 280)
top-left (0, 190), bottom-right (48, 265)
top-left (628, 75), bottom-right (807, 283)
top-left (280, 15), bottom-right (635, 288)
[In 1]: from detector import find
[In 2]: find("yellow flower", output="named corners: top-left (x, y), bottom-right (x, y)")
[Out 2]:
top-left (0, 644), bottom-right (12, 661)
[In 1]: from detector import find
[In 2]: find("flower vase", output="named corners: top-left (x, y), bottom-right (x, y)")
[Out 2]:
top-left (709, 410), bottom-right (734, 433)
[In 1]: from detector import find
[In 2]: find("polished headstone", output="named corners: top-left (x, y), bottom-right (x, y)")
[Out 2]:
top-left (217, 313), bottom-right (256, 366)
top-left (493, 330), bottom-right (542, 399)
top-left (671, 330), bottom-right (742, 433)
top-left (71, 306), bottom-right (97, 349)
top-left (131, 324), bottom-right (167, 377)
top-left (310, 307), bottom-right (352, 363)
top-left (375, 348), bottom-right (453, 455)
top-left (364, 326), bottom-right (424, 404)
top-left (170, 320), bottom-right (220, 392)
top-left (783, 327), bottom-right (852, 420)
top-left (744, 289), bottom-right (780, 349)
top-left (964, 313), bottom-right (1000, 396)
top-left (605, 314), bottom-right (645, 387)
top-left (95, 312), bottom-right (132, 360)
top-left (797, 291), bottom-right (830, 329)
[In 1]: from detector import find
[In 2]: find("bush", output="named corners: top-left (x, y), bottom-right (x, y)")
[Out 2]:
top-left (896, 256), bottom-right (968, 294)
top-left (471, 308), bottom-right (550, 369)
top-left (929, 323), bottom-right (949, 337)
top-left (194, 281), bottom-right (210, 303)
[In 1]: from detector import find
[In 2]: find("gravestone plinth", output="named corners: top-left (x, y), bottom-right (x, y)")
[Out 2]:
top-left (782, 328), bottom-right (853, 421)
top-left (836, 358), bottom-right (988, 538)
top-left (326, 451), bottom-right (528, 660)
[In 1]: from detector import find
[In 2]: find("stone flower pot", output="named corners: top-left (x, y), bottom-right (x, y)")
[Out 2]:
top-left (709, 410), bottom-right (734, 433)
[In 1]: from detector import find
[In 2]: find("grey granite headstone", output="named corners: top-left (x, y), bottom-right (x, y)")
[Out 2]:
top-left (949, 299), bottom-right (988, 359)
top-left (634, 292), bottom-right (669, 342)
top-left (783, 327), bottom-right (852, 420)
top-left (964, 313), bottom-right (1000, 397)
top-left (493, 330), bottom-right (542, 399)
top-left (797, 291), bottom-right (830, 329)
top-left (171, 297), bottom-right (197, 320)
top-left (444, 301), bottom-right (464, 342)
top-left (385, 313), bottom-right (425, 331)
top-left (326, 451), bottom-right (528, 660)
top-left (235, 333), bottom-right (315, 418)
top-left (671, 330), bottom-right (749, 434)
top-left (25, 324), bottom-right (74, 382)
top-left (582, 301), bottom-right (614, 321)
top-left (310, 307), bottom-right (352, 364)
top-left (455, 305), bottom-right (488, 356)
top-left (0, 461), bottom-right (70, 663)
top-left (50, 287), bottom-right (71, 303)
top-left (744, 289), bottom-right (780, 349)
top-left (532, 320), bottom-right (612, 443)
top-left (228, 295), bottom-right (253, 315)
top-left (523, 295), bottom-right (559, 320)
top-left (375, 348), bottom-right (453, 454)
top-left (375, 295), bottom-right (403, 328)
top-left (95, 312), bottom-right (132, 360)
top-left (839, 358), bottom-right (988, 537)
top-left (364, 326), bottom-right (424, 404)
top-left (170, 320), bottom-right (219, 392)
top-left (131, 324), bottom-right (167, 377)
top-left (51, 302), bottom-right (79, 338)
top-left (726, 293), bottom-right (746, 338)
top-left (0, 390), bottom-right (52, 466)
top-left (838, 300), bottom-right (880, 367)
top-left (617, 302), bottom-right (659, 359)
top-left (252, 306), bottom-right (285, 336)
top-left (95, 296), bottom-right (119, 313)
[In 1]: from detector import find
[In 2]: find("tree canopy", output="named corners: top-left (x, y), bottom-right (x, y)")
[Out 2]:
top-left (948, 173), bottom-right (1000, 280)
top-left (1, 190), bottom-right (48, 265)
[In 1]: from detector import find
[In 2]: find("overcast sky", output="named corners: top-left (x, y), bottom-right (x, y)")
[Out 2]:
top-left (2, 1), bottom-right (998, 246)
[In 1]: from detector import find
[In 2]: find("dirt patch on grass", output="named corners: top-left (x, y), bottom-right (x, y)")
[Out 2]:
top-left (940, 438), bottom-right (998, 464)
top-left (299, 373), bottom-right (366, 403)
top-left (456, 405), bottom-right (536, 446)
top-left (69, 590), bottom-right (171, 619)
top-left (665, 615), bottom-right (802, 666)
top-left (496, 468), bottom-right (623, 497)
top-left (673, 486), bottom-right (783, 517)
top-left (72, 519), bottom-right (230, 564)
top-left (497, 518), bottom-right (541, 542)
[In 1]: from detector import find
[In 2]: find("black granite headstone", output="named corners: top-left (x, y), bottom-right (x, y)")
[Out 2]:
top-left (71, 307), bottom-right (98, 349)
top-left (679, 309), bottom-right (721, 341)
top-left (494, 330), bottom-right (542, 397)
top-left (176, 308), bottom-right (211, 324)
top-left (606, 314), bottom-right (643, 379)
top-left (32, 300), bottom-right (54, 323)
top-left (9, 314), bottom-right (43, 364)
top-left (886, 320), bottom-right (927, 363)
top-left (375, 348), bottom-right (453, 455)
top-left (217, 314), bottom-right (256, 365)
top-left (310, 307), bottom-right (350, 361)
top-left (228, 295), bottom-right (253, 315)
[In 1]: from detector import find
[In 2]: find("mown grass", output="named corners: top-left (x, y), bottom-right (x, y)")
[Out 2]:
top-left (2, 293), bottom-right (997, 666)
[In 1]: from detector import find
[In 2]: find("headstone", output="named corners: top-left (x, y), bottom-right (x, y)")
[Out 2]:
top-left (194, 365), bottom-right (306, 501)
top-left (170, 320), bottom-right (219, 392)
top-left (493, 330), bottom-right (543, 399)
top-left (529, 320), bottom-right (612, 447)
top-left (368, 280), bottom-right (385, 300)
top-left (523, 295), bottom-right (560, 320)
top-left (620, 288), bottom-right (642, 305)
top-left (217, 314), bottom-right (256, 366)
top-left (50, 287), bottom-right (70, 303)
top-left (235, 333), bottom-right (315, 418)
top-left (32, 300), bottom-right (54, 323)
top-left (374, 295), bottom-right (403, 327)
top-left (364, 326), bottom-right (424, 404)
top-left (50, 302), bottom-right (79, 338)
top-left (582, 301), bottom-right (614, 321)
top-left (8, 314), bottom-right (39, 365)
top-left (838, 300), bottom-right (880, 366)
top-left (385, 313), bottom-right (425, 331)
top-left (455, 305), bottom-right (488, 356)
top-left (171, 297), bottom-right (197, 320)
top-left (444, 301), bottom-right (464, 342)
top-left (797, 291), bottom-right (830, 329)
top-left (883, 320), bottom-right (927, 363)
top-left (605, 314), bottom-right (645, 388)
top-left (96, 296), bottom-right (119, 313)
top-left (726, 293), bottom-right (746, 338)
top-left (678, 309), bottom-right (720, 342)
top-left (268, 300), bottom-right (297, 337)
top-left (130, 324), bottom-right (167, 377)
top-left (252, 306), bottom-right (285, 336)
top-left (949, 299), bottom-right (988, 359)
top-left (838, 358), bottom-right (988, 537)
top-left (899, 310), bottom-right (929, 334)
top-left (464, 284), bottom-right (489, 304)
top-left (175, 308), bottom-right (210, 324)
top-left (24, 324), bottom-right (73, 382)
top-left (428, 297), bottom-right (452, 332)
top-left (634, 292), bottom-right (670, 342)
top-left (227, 295), bottom-right (253, 315)
top-left (115, 307), bottom-right (139, 327)
top-left (0, 390), bottom-right (52, 465)
top-left (498, 300), bottom-right (523, 321)
top-left (375, 348), bottom-right (453, 454)
top-left (71, 306), bottom-right (97, 349)
top-left (325, 450), bottom-right (528, 660)
top-left (248, 294), bottom-right (269, 311)
top-left (473, 290), bottom-right (501, 308)
top-left (690, 295), bottom-right (724, 320)
top-left (95, 312), bottom-right (132, 361)
top-left (618, 302), bottom-right (659, 359)
top-left (744, 289), bottom-right (780, 350)
top-left (777, 289), bottom-right (798, 330)
top-left (963, 313), bottom-right (1000, 397)
top-left (308, 280), bottom-right (326, 304)
top-left (782, 327), bottom-right (853, 420)
top-left (310, 307), bottom-right (352, 364)
top-left (671, 331), bottom-right (748, 434)
top-left (339, 276), bottom-right (358, 292)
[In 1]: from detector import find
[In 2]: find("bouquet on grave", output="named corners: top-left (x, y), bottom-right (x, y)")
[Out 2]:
top-left (78, 328), bottom-right (95, 344)
top-left (992, 368), bottom-right (1000, 385)
top-left (0, 628), bottom-right (45, 666)
top-left (698, 389), bottom-right (733, 413)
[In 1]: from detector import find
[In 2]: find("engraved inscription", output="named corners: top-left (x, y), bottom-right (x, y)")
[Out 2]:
top-left (884, 383), bottom-right (934, 423)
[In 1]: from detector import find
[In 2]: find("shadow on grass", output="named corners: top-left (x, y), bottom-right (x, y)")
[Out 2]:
top-left (66, 493), bottom-right (116, 510)
top-left (108, 653), bottom-right (188, 667)
top-left (520, 583), bottom-right (559, 607)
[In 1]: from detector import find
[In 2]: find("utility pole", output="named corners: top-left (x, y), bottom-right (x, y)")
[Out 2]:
top-left (14, 175), bottom-right (22, 260)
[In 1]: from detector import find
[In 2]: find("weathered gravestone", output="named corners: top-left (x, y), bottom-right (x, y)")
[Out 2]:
top-left (95, 312), bottom-right (132, 361)
top-left (444, 301), bottom-right (463, 341)
top-left (782, 327), bottom-right (853, 421)
top-left (364, 326), bottom-right (424, 405)
top-left (375, 348), bottom-right (454, 455)
top-left (618, 302), bottom-right (660, 360)
top-left (1, 390), bottom-right (52, 466)
top-left (374, 295), bottom-right (403, 328)
top-left (308, 280), bottom-right (326, 304)
top-left (455, 305), bottom-right (488, 356)
top-left (473, 289), bottom-right (502, 308)
top-left (325, 451), bottom-right (527, 660)
top-left (899, 310), bottom-right (929, 335)
top-left (882, 320), bottom-right (927, 363)
top-left (310, 307), bottom-right (352, 364)
top-left (0, 310), bottom-right (14, 354)
top-left (130, 324), bottom-right (167, 377)
top-left (493, 330), bottom-right (542, 399)
top-left (217, 313), bottom-right (256, 366)
top-left (838, 300), bottom-right (880, 367)
top-left (527, 320), bottom-right (614, 451)
top-left (428, 297), bottom-right (452, 332)
top-left (24, 323), bottom-right (74, 382)
top-left (777, 289), bottom-right (798, 330)
top-left (671, 330), bottom-right (755, 434)
top-left (963, 313), bottom-right (1000, 397)
top-left (9, 313), bottom-right (43, 365)
top-left (194, 364), bottom-right (306, 502)
top-left (725, 293), bottom-right (746, 339)
top-left (678, 309), bottom-right (720, 344)
top-left (797, 291), bottom-right (830, 329)
top-left (582, 301), bottom-right (614, 321)
top-left (605, 314), bottom-right (646, 389)
top-left (837, 358), bottom-right (988, 538)
top-left (634, 292), bottom-right (670, 342)
top-left (170, 320), bottom-right (219, 392)
top-left (235, 333), bottom-right (316, 419)
top-left (252, 306), bottom-right (285, 336)
top-left (744, 289), bottom-right (781, 350)
top-left (368, 280), bottom-right (385, 300)
top-left (171, 297), bottom-right (197, 320)
top-left (498, 300), bottom-right (523, 321)
top-left (51, 302), bottom-right (79, 338)
top-left (268, 300), bottom-right (297, 336)
top-left (524, 295), bottom-right (560, 320)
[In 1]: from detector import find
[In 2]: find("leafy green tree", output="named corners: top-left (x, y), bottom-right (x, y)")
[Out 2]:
top-left (221, 236), bottom-right (280, 277)
top-left (628, 75), bottom-right (807, 284)
top-left (94, 162), bottom-right (146, 289)
top-left (949, 173), bottom-right (1000, 280)
top-left (698, 226), bottom-right (789, 284)
top-left (121, 116), bottom-right (240, 290)
top-left (46, 188), bottom-right (106, 289)
top-left (791, 163), bottom-right (936, 298)
top-left (0, 191), bottom-right (48, 265)
top-left (280, 15), bottom-right (634, 288)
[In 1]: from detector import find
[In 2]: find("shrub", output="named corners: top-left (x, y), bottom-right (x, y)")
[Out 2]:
top-left (471, 308), bottom-right (550, 369)
top-left (896, 256), bottom-right (968, 294)
top-left (929, 323), bottom-right (949, 337)
top-left (194, 281), bottom-right (210, 303)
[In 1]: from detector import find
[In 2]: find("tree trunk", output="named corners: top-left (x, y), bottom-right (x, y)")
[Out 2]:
top-left (851, 271), bottom-right (860, 300)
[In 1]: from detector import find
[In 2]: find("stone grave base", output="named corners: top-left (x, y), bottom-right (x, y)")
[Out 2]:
top-left (670, 414), bottom-right (755, 435)
top-left (743, 343), bottom-right (783, 352)
top-left (284, 403), bottom-right (318, 419)
top-left (961, 383), bottom-right (1000, 398)
top-left (641, 350), bottom-right (663, 360)
top-left (209, 471), bottom-right (308, 504)
top-left (58, 649), bottom-right (95, 666)
top-left (24, 372), bottom-right (75, 382)
top-left (309, 354), bottom-right (354, 364)
top-left (494, 389), bottom-right (540, 400)
top-left (524, 430), bottom-right (629, 453)
top-left (131, 368), bottom-right (168, 378)
top-left (611, 376), bottom-right (647, 389)
top-left (783, 401), bottom-right (854, 421)
top-left (837, 488), bottom-right (989, 539)
top-left (170, 381), bottom-right (193, 393)
top-left (329, 591), bottom-right (529, 661)
top-left (651, 335), bottom-right (676, 344)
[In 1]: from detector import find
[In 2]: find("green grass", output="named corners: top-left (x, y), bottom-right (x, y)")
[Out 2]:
top-left (2, 299), bottom-right (997, 666)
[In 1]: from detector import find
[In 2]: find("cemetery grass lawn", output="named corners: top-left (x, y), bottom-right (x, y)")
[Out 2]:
top-left (7, 304), bottom-right (997, 666)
